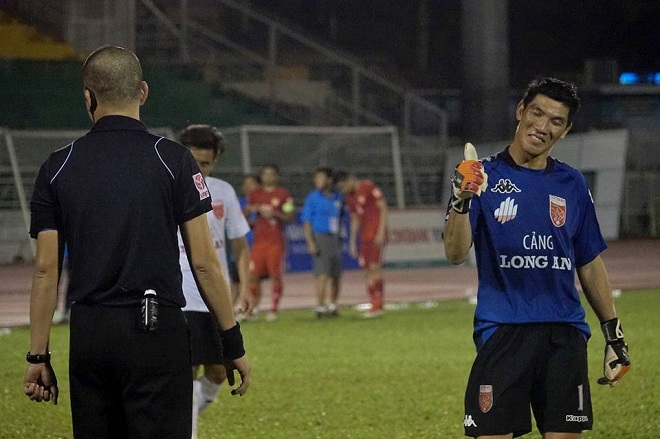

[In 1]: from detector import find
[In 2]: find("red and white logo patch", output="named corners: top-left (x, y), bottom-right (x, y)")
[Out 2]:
top-left (549, 195), bottom-right (566, 227)
top-left (479, 385), bottom-right (493, 413)
top-left (212, 201), bottom-right (224, 219)
top-left (193, 173), bottom-right (210, 200)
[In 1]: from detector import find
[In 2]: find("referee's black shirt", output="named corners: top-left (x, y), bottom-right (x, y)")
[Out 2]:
top-left (30, 115), bottom-right (212, 307)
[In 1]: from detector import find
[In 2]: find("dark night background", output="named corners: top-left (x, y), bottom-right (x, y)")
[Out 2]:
top-left (250, 0), bottom-right (660, 89)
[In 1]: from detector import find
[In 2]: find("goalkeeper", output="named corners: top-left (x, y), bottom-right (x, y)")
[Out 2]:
top-left (443, 77), bottom-right (630, 438)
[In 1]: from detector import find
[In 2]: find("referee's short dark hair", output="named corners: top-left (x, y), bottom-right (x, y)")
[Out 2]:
top-left (315, 167), bottom-right (334, 180)
top-left (82, 45), bottom-right (143, 107)
top-left (333, 169), bottom-right (351, 183)
top-left (179, 124), bottom-right (226, 158)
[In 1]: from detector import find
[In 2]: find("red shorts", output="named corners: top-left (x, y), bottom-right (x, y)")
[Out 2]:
top-left (250, 243), bottom-right (285, 279)
top-left (358, 240), bottom-right (383, 268)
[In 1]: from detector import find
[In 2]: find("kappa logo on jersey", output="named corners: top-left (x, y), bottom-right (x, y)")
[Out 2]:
top-left (212, 201), bottom-right (225, 219)
top-left (463, 415), bottom-right (478, 428)
top-left (494, 197), bottom-right (518, 224)
top-left (491, 178), bottom-right (521, 194)
top-left (193, 173), bottom-right (210, 200)
top-left (479, 385), bottom-right (493, 413)
top-left (549, 195), bottom-right (566, 227)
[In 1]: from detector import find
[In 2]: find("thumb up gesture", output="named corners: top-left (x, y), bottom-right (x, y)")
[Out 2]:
top-left (452, 143), bottom-right (488, 199)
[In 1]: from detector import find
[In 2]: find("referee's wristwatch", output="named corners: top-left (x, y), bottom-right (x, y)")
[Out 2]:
top-left (26, 351), bottom-right (51, 364)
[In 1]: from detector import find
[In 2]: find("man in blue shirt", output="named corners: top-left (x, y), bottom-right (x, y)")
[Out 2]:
top-left (444, 77), bottom-right (630, 438)
top-left (301, 167), bottom-right (346, 317)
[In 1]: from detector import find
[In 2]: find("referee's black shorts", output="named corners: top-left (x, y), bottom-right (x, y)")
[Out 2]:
top-left (184, 311), bottom-right (224, 365)
top-left (69, 303), bottom-right (192, 439)
top-left (464, 324), bottom-right (593, 438)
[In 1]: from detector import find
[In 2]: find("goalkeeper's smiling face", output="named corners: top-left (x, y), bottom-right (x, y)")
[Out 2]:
top-left (512, 94), bottom-right (572, 168)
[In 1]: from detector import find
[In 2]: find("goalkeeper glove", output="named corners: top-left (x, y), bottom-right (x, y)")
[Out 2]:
top-left (450, 143), bottom-right (488, 214)
top-left (597, 317), bottom-right (631, 387)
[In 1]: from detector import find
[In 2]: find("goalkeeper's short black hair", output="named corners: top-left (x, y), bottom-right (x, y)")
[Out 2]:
top-left (521, 77), bottom-right (581, 126)
top-left (179, 124), bottom-right (226, 158)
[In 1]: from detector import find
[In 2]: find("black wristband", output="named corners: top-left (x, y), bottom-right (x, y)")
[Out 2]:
top-left (26, 351), bottom-right (51, 364)
top-left (219, 322), bottom-right (246, 360)
top-left (601, 317), bottom-right (624, 343)
top-left (449, 193), bottom-right (472, 215)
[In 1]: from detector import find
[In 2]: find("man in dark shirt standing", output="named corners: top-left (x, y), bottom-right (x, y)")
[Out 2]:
top-left (23, 45), bottom-right (250, 439)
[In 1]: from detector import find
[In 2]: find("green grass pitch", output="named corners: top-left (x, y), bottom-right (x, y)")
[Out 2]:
top-left (0, 289), bottom-right (657, 438)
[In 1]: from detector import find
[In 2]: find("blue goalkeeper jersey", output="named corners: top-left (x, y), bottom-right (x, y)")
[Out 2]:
top-left (469, 147), bottom-right (606, 347)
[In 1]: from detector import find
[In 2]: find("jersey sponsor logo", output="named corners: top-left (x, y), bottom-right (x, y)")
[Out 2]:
top-left (494, 197), bottom-right (518, 224)
top-left (499, 233), bottom-right (572, 270)
top-left (479, 385), bottom-right (493, 413)
top-left (549, 195), bottom-right (566, 227)
top-left (193, 173), bottom-right (210, 200)
top-left (523, 232), bottom-right (553, 250)
top-left (566, 414), bottom-right (590, 423)
top-left (212, 201), bottom-right (225, 219)
top-left (463, 415), bottom-right (478, 428)
top-left (499, 254), bottom-right (572, 270)
top-left (490, 178), bottom-right (521, 194)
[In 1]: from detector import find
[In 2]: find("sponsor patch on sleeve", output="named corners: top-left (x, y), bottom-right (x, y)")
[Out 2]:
top-left (193, 172), bottom-right (210, 200)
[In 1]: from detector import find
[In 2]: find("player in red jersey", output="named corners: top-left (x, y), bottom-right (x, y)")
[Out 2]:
top-left (245, 164), bottom-right (295, 321)
top-left (335, 170), bottom-right (389, 318)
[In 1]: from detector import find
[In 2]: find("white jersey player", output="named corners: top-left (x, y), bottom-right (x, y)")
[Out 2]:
top-left (178, 177), bottom-right (250, 311)
top-left (177, 124), bottom-right (251, 439)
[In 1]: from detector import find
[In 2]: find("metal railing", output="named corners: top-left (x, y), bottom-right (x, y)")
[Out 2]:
top-left (7, 0), bottom-right (448, 205)
top-left (138, 0), bottom-right (448, 131)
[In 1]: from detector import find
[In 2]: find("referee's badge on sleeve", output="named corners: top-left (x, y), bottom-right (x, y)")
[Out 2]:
top-left (193, 173), bottom-right (210, 200)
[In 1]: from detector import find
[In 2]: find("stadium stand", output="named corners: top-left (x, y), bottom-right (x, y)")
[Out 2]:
top-left (0, 59), bottom-right (286, 129)
top-left (0, 10), bottom-right (76, 61)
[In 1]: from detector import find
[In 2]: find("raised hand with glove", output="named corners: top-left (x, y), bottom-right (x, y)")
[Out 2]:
top-left (450, 143), bottom-right (488, 214)
top-left (597, 317), bottom-right (631, 386)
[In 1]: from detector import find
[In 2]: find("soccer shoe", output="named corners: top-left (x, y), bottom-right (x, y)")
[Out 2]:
top-left (240, 308), bottom-right (259, 322)
top-left (315, 305), bottom-right (328, 318)
top-left (327, 303), bottom-right (339, 317)
top-left (362, 309), bottom-right (383, 319)
top-left (265, 312), bottom-right (278, 322)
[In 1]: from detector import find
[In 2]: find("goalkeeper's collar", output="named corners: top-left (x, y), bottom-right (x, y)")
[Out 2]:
top-left (501, 146), bottom-right (556, 174)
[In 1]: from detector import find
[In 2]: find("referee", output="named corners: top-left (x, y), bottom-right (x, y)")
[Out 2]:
top-left (301, 167), bottom-right (346, 317)
top-left (23, 46), bottom-right (250, 439)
